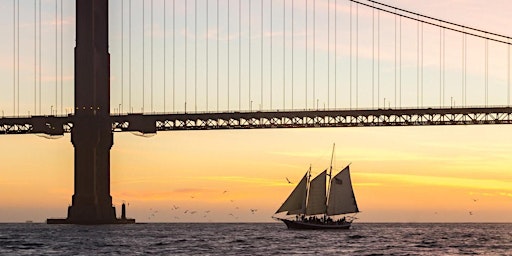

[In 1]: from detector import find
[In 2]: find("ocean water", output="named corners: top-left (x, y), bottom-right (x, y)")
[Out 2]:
top-left (0, 223), bottom-right (511, 255)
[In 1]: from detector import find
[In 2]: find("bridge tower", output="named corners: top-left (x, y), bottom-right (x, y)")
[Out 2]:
top-left (47, 0), bottom-right (134, 224)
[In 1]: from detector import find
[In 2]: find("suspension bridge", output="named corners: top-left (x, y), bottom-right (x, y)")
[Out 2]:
top-left (0, 0), bottom-right (510, 224)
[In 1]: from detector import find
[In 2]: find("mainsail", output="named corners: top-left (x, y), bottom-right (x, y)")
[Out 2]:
top-left (326, 166), bottom-right (359, 216)
top-left (275, 173), bottom-right (308, 215)
top-left (306, 170), bottom-right (327, 215)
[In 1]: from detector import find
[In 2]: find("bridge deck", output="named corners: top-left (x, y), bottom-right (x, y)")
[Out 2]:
top-left (1, 107), bottom-right (512, 135)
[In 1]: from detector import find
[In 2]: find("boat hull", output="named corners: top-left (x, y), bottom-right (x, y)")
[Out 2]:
top-left (279, 219), bottom-right (351, 230)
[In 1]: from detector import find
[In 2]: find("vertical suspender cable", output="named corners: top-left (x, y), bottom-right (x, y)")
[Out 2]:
top-left (378, 9), bottom-right (380, 108)
top-left (249, 0), bottom-right (251, 110)
top-left (327, 0), bottom-right (330, 109)
top-left (283, 0), bottom-right (286, 110)
top-left (485, 36), bottom-right (488, 106)
top-left (163, 0), bottom-right (166, 112)
top-left (356, 3), bottom-right (358, 108)
top-left (509, 40), bottom-right (510, 106)
top-left (195, 0), bottom-right (197, 112)
top-left (34, 0), bottom-right (37, 114)
top-left (416, 17), bottom-right (419, 107)
top-left (151, 0), bottom-right (154, 112)
top-left (217, 0), bottom-right (219, 111)
top-left (239, 0), bottom-right (241, 111)
top-left (13, 0), bottom-right (15, 116)
top-left (228, 0), bottom-right (230, 110)
top-left (18, 0), bottom-right (20, 115)
top-left (334, 0), bottom-right (337, 108)
top-left (421, 22), bottom-right (423, 107)
top-left (461, 28), bottom-right (464, 107)
top-left (17, 0), bottom-right (19, 116)
top-left (394, 8), bottom-right (396, 108)
top-left (270, 0), bottom-right (272, 109)
top-left (377, 9), bottom-right (380, 108)
top-left (122, 0), bottom-right (124, 112)
top-left (173, 0), bottom-right (175, 111)
top-left (292, 0), bottom-right (294, 109)
top-left (129, 0), bottom-right (132, 112)
top-left (39, 0), bottom-right (42, 114)
top-left (142, 0), bottom-right (145, 112)
top-left (206, 0), bottom-right (209, 110)
top-left (261, 0), bottom-right (263, 110)
top-left (305, 0), bottom-right (307, 109)
top-left (313, 0), bottom-right (315, 108)
top-left (184, 0), bottom-right (185, 113)
top-left (399, 15), bottom-right (402, 107)
top-left (61, 0), bottom-right (63, 114)
top-left (439, 22), bottom-right (442, 107)
top-left (349, 2), bottom-right (352, 109)
top-left (54, 0), bottom-right (57, 114)
top-left (443, 28), bottom-right (445, 107)
top-left (372, 2), bottom-right (374, 109)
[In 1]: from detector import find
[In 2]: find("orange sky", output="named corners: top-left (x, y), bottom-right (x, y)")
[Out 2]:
top-left (2, 125), bottom-right (512, 222)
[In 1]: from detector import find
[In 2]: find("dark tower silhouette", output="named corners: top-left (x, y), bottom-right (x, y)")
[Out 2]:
top-left (47, 0), bottom-right (134, 224)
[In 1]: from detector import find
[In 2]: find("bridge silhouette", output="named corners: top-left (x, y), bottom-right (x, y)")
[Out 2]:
top-left (0, 0), bottom-right (511, 224)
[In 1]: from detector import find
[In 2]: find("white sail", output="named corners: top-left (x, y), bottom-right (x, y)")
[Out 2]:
top-left (275, 173), bottom-right (308, 215)
top-left (306, 170), bottom-right (327, 215)
top-left (326, 166), bottom-right (359, 216)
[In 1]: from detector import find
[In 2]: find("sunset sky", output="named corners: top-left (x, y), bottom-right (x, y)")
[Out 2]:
top-left (1, 0), bottom-right (512, 223)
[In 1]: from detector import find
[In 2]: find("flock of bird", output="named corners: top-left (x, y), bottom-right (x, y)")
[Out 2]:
top-left (143, 190), bottom-right (261, 221)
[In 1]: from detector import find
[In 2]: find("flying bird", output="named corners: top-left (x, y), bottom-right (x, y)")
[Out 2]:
top-left (469, 211), bottom-right (473, 215)
top-left (286, 177), bottom-right (293, 184)
top-left (250, 209), bottom-right (258, 214)
top-left (223, 190), bottom-right (228, 194)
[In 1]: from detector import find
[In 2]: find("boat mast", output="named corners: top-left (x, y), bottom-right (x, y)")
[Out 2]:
top-left (325, 143), bottom-right (335, 217)
top-left (302, 164), bottom-right (312, 216)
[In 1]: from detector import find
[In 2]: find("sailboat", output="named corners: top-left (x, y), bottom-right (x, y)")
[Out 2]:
top-left (273, 145), bottom-right (359, 230)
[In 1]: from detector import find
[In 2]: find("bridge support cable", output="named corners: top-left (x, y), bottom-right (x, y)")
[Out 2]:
top-left (228, 0), bottom-right (230, 111)
top-left (34, 0), bottom-right (37, 115)
top-left (371, 2), bottom-right (374, 109)
top-left (305, 0), bottom-right (307, 110)
top-left (291, 0), bottom-right (294, 109)
top-left (261, 0), bottom-right (264, 110)
top-left (239, 0), bottom-right (241, 111)
top-left (206, 0), bottom-right (209, 111)
top-left (394, 7), bottom-right (396, 109)
top-left (151, 0), bottom-right (154, 113)
top-left (283, 0), bottom-right (285, 110)
top-left (163, 0), bottom-right (166, 113)
top-left (349, 2), bottom-right (351, 109)
top-left (485, 36), bottom-right (489, 107)
top-left (399, 15), bottom-right (402, 108)
top-left (334, 0), bottom-right (337, 109)
top-left (195, 0), bottom-right (197, 112)
top-left (509, 40), bottom-right (511, 106)
top-left (327, 0), bottom-right (330, 109)
top-left (121, 0), bottom-right (124, 113)
top-left (39, 0), bottom-right (42, 115)
top-left (173, 0), bottom-right (176, 112)
top-left (313, 0), bottom-right (315, 109)
top-left (351, 0), bottom-right (512, 45)
top-left (142, 0), bottom-right (145, 112)
top-left (185, 0), bottom-right (188, 112)
top-left (377, 9), bottom-right (380, 109)
top-left (270, 0), bottom-right (272, 110)
top-left (129, 0), bottom-right (132, 113)
top-left (60, 0), bottom-right (63, 115)
top-left (355, 3), bottom-right (358, 109)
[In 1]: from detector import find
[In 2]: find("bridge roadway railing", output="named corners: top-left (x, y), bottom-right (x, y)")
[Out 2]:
top-left (1, 107), bottom-right (512, 135)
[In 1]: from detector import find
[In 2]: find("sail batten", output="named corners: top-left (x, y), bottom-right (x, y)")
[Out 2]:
top-left (306, 170), bottom-right (327, 215)
top-left (326, 166), bottom-right (359, 216)
top-left (275, 173), bottom-right (308, 214)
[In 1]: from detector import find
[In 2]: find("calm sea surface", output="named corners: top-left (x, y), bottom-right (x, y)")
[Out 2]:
top-left (1, 223), bottom-right (512, 255)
